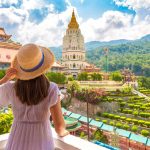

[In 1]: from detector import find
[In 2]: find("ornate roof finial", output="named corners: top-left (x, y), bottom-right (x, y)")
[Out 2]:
top-left (68, 9), bottom-right (79, 29)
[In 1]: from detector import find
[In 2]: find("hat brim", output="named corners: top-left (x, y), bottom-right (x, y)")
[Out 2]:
top-left (11, 46), bottom-right (54, 80)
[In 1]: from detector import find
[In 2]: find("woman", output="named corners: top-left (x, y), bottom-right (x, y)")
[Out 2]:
top-left (0, 44), bottom-right (69, 150)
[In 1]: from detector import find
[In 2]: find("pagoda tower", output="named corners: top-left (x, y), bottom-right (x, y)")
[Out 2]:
top-left (62, 10), bottom-right (86, 77)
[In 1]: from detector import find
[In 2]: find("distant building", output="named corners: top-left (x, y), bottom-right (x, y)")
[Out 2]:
top-left (0, 27), bottom-right (21, 69)
top-left (62, 10), bottom-right (99, 77)
top-left (0, 27), bottom-right (65, 71)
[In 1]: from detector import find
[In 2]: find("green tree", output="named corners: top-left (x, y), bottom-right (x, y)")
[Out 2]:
top-left (110, 72), bottom-right (122, 81)
top-left (46, 72), bottom-right (66, 84)
top-left (91, 73), bottom-right (102, 81)
top-left (78, 72), bottom-right (88, 81)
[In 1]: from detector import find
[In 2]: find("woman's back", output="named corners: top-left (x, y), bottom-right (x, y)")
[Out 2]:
top-left (0, 81), bottom-right (59, 150)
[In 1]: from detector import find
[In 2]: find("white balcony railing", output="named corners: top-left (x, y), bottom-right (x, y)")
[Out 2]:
top-left (0, 128), bottom-right (108, 150)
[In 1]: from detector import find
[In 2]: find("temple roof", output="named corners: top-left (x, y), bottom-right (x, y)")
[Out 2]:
top-left (0, 28), bottom-right (12, 42)
top-left (68, 10), bottom-right (79, 29)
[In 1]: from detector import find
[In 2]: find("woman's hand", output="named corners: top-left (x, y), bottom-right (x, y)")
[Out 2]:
top-left (57, 129), bottom-right (69, 137)
top-left (4, 68), bottom-right (17, 80)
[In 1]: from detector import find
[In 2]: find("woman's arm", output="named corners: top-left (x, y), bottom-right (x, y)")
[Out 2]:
top-left (0, 68), bottom-right (17, 85)
top-left (50, 97), bottom-right (69, 137)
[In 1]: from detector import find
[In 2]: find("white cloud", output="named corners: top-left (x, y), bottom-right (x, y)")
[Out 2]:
top-left (114, 0), bottom-right (150, 23)
top-left (0, 0), bottom-right (19, 6)
top-left (0, 0), bottom-right (150, 48)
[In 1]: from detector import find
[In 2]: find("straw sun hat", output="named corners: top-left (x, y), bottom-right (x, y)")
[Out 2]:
top-left (11, 43), bottom-right (54, 80)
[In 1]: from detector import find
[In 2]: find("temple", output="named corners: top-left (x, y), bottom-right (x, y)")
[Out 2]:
top-left (62, 10), bottom-right (99, 77)
top-left (0, 28), bottom-right (21, 69)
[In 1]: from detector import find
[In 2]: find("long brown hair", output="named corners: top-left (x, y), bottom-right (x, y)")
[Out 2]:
top-left (15, 75), bottom-right (50, 105)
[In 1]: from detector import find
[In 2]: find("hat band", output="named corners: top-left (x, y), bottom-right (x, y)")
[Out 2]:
top-left (20, 52), bottom-right (44, 72)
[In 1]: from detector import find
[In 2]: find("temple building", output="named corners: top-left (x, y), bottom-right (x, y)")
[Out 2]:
top-left (62, 10), bottom-right (96, 77)
top-left (0, 28), bottom-right (21, 69)
top-left (0, 28), bottom-right (65, 72)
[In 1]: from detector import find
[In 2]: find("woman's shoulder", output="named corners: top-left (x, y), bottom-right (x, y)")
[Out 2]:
top-left (49, 82), bottom-right (58, 89)
top-left (0, 81), bottom-right (15, 88)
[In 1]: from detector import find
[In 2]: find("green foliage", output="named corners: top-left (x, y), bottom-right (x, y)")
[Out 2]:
top-left (67, 81), bottom-right (79, 97)
top-left (0, 110), bottom-right (13, 134)
top-left (90, 73), bottom-right (102, 81)
top-left (67, 75), bottom-right (74, 81)
top-left (131, 126), bottom-right (138, 132)
top-left (116, 122), bottom-right (122, 128)
top-left (123, 124), bottom-right (130, 130)
top-left (46, 72), bottom-right (66, 84)
top-left (92, 129), bottom-right (108, 144)
top-left (86, 41), bottom-right (150, 77)
top-left (102, 120), bottom-right (107, 124)
top-left (0, 70), bottom-right (5, 79)
top-left (141, 130), bottom-right (150, 137)
top-left (138, 76), bottom-right (150, 89)
top-left (110, 71), bottom-right (122, 81)
top-left (78, 72), bottom-right (88, 81)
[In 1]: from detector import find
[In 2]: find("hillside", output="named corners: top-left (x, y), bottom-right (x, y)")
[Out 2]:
top-left (50, 34), bottom-right (150, 77)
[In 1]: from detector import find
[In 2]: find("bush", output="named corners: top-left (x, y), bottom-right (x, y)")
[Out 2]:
top-left (110, 72), bottom-right (122, 81)
top-left (132, 119), bottom-right (139, 125)
top-left (0, 110), bottom-right (13, 134)
top-left (126, 118), bottom-right (132, 123)
top-left (0, 70), bottom-right (5, 79)
top-left (138, 120), bottom-right (145, 125)
top-left (131, 126), bottom-right (138, 132)
top-left (144, 121), bottom-right (150, 128)
top-left (123, 124), bottom-right (130, 130)
top-left (120, 116), bottom-right (126, 120)
top-left (109, 121), bottom-right (115, 126)
top-left (120, 102), bottom-right (126, 107)
top-left (78, 72), bottom-right (88, 81)
top-left (102, 113), bottom-right (109, 117)
top-left (46, 72), bottom-right (66, 84)
top-left (116, 122), bottom-right (122, 128)
top-left (133, 111), bottom-right (138, 117)
top-left (141, 130), bottom-right (149, 137)
top-left (91, 73), bottom-right (102, 81)
top-left (102, 120), bottom-right (108, 124)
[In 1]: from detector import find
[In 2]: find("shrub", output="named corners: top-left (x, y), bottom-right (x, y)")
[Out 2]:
top-left (102, 120), bottom-right (108, 124)
top-left (131, 126), bottom-right (138, 132)
top-left (126, 118), bottom-right (132, 123)
top-left (123, 124), bottom-right (130, 130)
top-left (132, 119), bottom-right (139, 125)
top-left (0, 70), bottom-right (5, 79)
top-left (109, 121), bottom-right (115, 126)
top-left (133, 111), bottom-right (138, 117)
top-left (78, 72), bottom-right (88, 81)
top-left (141, 130), bottom-right (149, 137)
top-left (138, 120), bottom-right (145, 125)
top-left (102, 113), bottom-right (109, 117)
top-left (116, 122), bottom-right (122, 128)
top-left (114, 115), bottom-right (120, 120)
top-left (120, 116), bottom-right (126, 120)
top-left (91, 73), bottom-right (102, 81)
top-left (0, 110), bottom-right (13, 134)
top-left (120, 102), bottom-right (126, 107)
top-left (144, 121), bottom-right (150, 128)
top-left (46, 72), bottom-right (66, 84)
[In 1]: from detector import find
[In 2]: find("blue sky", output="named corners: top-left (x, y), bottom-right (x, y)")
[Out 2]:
top-left (0, 0), bottom-right (149, 46)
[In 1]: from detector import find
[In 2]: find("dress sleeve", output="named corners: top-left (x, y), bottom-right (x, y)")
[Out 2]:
top-left (49, 82), bottom-right (60, 107)
top-left (0, 81), bottom-right (12, 107)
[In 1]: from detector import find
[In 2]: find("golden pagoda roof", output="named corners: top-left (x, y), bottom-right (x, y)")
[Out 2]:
top-left (68, 10), bottom-right (79, 29)
top-left (0, 27), bottom-right (11, 42)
